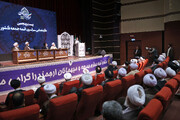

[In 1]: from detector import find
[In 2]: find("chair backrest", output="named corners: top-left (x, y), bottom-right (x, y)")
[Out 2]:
top-left (135, 71), bottom-right (145, 84)
top-left (165, 79), bottom-right (179, 95)
top-left (23, 90), bottom-right (34, 106)
top-left (0, 104), bottom-right (40, 120)
top-left (92, 74), bottom-right (105, 86)
top-left (75, 85), bottom-right (103, 120)
top-left (138, 62), bottom-right (143, 71)
top-left (8, 90), bottom-right (34, 109)
top-left (141, 59), bottom-right (149, 70)
top-left (162, 61), bottom-right (168, 69)
top-left (157, 63), bottom-right (164, 69)
top-left (121, 75), bottom-right (136, 96)
top-left (38, 87), bottom-right (48, 108)
top-left (60, 80), bottom-right (80, 95)
top-left (54, 83), bottom-right (60, 95)
top-left (103, 80), bottom-right (123, 101)
top-left (155, 86), bottom-right (172, 110)
top-left (173, 74), bottom-right (180, 83)
top-left (47, 93), bottom-right (78, 120)
top-left (164, 56), bottom-right (170, 63)
top-left (113, 70), bottom-right (118, 79)
top-left (138, 99), bottom-right (163, 120)
top-left (144, 68), bottom-right (152, 74)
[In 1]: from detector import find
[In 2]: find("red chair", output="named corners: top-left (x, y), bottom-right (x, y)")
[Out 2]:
top-left (164, 56), bottom-right (170, 64)
top-left (113, 70), bottom-right (118, 79)
top-left (173, 74), bottom-right (180, 83)
top-left (138, 99), bottom-right (163, 120)
top-left (60, 80), bottom-right (80, 95)
top-left (103, 80), bottom-right (123, 101)
top-left (8, 90), bottom-right (34, 109)
top-left (121, 75), bottom-right (136, 96)
top-left (138, 62), bottom-right (143, 71)
top-left (0, 104), bottom-right (40, 120)
top-left (23, 90), bottom-right (35, 106)
top-left (46, 93), bottom-right (78, 120)
top-left (141, 59), bottom-right (149, 70)
top-left (144, 68), bottom-right (152, 74)
top-left (37, 87), bottom-right (48, 108)
top-left (157, 63), bottom-right (164, 69)
top-left (92, 74), bottom-right (105, 86)
top-left (135, 71), bottom-right (145, 85)
top-left (162, 61), bottom-right (168, 69)
top-left (155, 86), bottom-right (172, 110)
top-left (75, 85), bottom-right (103, 120)
top-left (165, 79), bottom-right (179, 95)
top-left (54, 83), bottom-right (60, 95)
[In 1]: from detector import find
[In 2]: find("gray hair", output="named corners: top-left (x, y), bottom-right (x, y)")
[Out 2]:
top-left (102, 100), bottom-right (123, 120)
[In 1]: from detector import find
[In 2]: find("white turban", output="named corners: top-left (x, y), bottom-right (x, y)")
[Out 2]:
top-left (37, 76), bottom-right (46, 83)
top-left (166, 67), bottom-right (176, 77)
top-left (172, 60), bottom-right (180, 67)
top-left (129, 63), bottom-right (138, 70)
top-left (130, 59), bottom-right (137, 64)
top-left (64, 73), bottom-right (72, 80)
top-left (25, 41), bottom-right (29, 45)
top-left (154, 68), bottom-right (167, 78)
top-left (44, 84), bottom-right (56, 94)
top-left (125, 85), bottom-right (145, 107)
top-left (118, 68), bottom-right (127, 77)
top-left (81, 73), bottom-right (93, 85)
top-left (143, 74), bottom-right (157, 87)
top-left (52, 42), bottom-right (55, 45)
top-left (83, 68), bottom-right (89, 74)
top-left (13, 42), bottom-right (18, 47)
top-left (112, 61), bottom-right (117, 66)
top-left (158, 55), bottom-right (165, 62)
top-left (162, 53), bottom-right (166, 58)
top-left (139, 57), bottom-right (145, 61)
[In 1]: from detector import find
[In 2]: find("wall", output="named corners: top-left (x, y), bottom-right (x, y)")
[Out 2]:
top-left (120, 31), bottom-right (163, 64)
top-left (120, 0), bottom-right (180, 64)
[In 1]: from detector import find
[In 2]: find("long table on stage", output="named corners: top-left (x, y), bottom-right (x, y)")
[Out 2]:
top-left (0, 54), bottom-right (112, 95)
top-left (12, 49), bottom-right (68, 64)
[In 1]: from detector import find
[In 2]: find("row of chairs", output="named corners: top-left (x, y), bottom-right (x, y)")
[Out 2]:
top-left (0, 59), bottom-right (151, 119)
top-left (0, 79), bottom-right (124, 120)
top-left (138, 76), bottom-right (180, 120)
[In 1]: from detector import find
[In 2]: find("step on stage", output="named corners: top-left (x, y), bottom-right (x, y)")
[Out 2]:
top-left (0, 54), bottom-right (112, 95)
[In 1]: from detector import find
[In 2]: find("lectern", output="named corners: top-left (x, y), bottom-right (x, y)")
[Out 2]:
top-left (75, 43), bottom-right (85, 57)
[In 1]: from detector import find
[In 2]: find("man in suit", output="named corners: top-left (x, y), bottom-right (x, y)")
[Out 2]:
top-left (42, 42), bottom-right (49, 49)
top-left (167, 44), bottom-right (174, 61)
top-left (5, 79), bottom-right (24, 106)
top-left (101, 69), bottom-right (114, 87)
top-left (12, 92), bottom-right (25, 109)
top-left (134, 46), bottom-right (141, 58)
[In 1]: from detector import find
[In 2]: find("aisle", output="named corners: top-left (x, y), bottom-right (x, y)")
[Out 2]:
top-left (162, 96), bottom-right (180, 120)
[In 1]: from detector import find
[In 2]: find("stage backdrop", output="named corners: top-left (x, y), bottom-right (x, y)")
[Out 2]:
top-left (0, 1), bottom-right (57, 54)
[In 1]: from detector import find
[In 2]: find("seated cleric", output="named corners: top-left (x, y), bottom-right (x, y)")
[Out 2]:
top-left (12, 42), bottom-right (20, 51)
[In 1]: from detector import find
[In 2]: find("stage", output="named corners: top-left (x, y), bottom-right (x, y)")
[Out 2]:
top-left (0, 54), bottom-right (112, 95)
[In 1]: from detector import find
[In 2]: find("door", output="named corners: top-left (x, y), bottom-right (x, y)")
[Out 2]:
top-left (126, 40), bottom-right (142, 61)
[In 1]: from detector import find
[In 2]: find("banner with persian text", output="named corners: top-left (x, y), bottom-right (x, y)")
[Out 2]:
top-left (0, 1), bottom-right (57, 54)
top-left (0, 55), bottom-right (111, 92)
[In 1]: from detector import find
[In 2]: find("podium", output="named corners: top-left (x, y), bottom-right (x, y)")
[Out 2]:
top-left (75, 43), bottom-right (85, 57)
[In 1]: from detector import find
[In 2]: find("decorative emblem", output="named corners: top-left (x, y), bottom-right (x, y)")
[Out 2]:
top-left (69, 60), bottom-right (73, 66)
top-left (43, 51), bottom-right (49, 56)
top-left (18, 7), bottom-right (32, 20)
top-left (23, 52), bottom-right (30, 58)
top-left (59, 51), bottom-right (64, 55)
